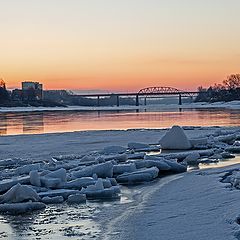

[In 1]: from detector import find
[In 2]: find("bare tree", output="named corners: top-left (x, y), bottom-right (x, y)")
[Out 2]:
top-left (223, 74), bottom-right (240, 90)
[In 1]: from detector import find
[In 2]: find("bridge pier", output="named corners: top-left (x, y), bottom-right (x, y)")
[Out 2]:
top-left (144, 97), bottom-right (147, 106)
top-left (136, 95), bottom-right (139, 106)
top-left (116, 95), bottom-right (120, 107)
top-left (97, 96), bottom-right (100, 107)
top-left (178, 94), bottom-right (182, 105)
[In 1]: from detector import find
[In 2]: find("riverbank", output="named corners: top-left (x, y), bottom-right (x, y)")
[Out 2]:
top-left (0, 100), bottom-right (240, 113)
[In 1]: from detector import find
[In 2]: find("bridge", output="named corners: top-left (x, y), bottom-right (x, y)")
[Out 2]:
top-left (70, 87), bottom-right (198, 106)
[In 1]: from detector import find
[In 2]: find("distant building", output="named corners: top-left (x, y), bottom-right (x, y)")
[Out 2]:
top-left (22, 81), bottom-right (43, 101)
top-left (11, 89), bottom-right (23, 101)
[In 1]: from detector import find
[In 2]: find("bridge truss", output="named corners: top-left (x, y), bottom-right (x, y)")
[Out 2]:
top-left (137, 87), bottom-right (196, 97)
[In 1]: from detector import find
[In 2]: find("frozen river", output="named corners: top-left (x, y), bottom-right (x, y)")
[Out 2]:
top-left (0, 108), bottom-right (240, 135)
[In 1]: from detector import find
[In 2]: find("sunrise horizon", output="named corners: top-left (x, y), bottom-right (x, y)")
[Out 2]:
top-left (1, 0), bottom-right (239, 92)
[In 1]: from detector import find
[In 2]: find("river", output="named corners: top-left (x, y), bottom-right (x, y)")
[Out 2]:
top-left (0, 108), bottom-right (240, 135)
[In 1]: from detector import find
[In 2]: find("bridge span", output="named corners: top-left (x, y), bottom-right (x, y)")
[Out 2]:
top-left (70, 87), bottom-right (198, 106)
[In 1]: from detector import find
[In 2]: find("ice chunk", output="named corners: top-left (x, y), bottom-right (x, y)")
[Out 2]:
top-left (226, 146), bottom-right (240, 153)
top-left (94, 178), bottom-right (104, 190)
top-left (234, 141), bottom-right (240, 146)
top-left (16, 163), bottom-right (42, 175)
top-left (127, 152), bottom-right (145, 159)
top-left (71, 162), bottom-right (113, 179)
top-left (42, 196), bottom-right (64, 204)
top-left (0, 183), bottom-right (40, 203)
top-left (183, 152), bottom-right (200, 165)
top-left (102, 178), bottom-right (112, 188)
top-left (113, 163), bottom-right (136, 175)
top-left (163, 160), bottom-right (187, 173)
top-left (0, 158), bottom-right (19, 167)
top-left (132, 160), bottom-right (171, 171)
top-left (108, 178), bottom-right (118, 186)
top-left (45, 168), bottom-right (67, 182)
top-left (221, 152), bottom-right (235, 159)
top-left (38, 189), bottom-right (80, 200)
top-left (30, 170), bottom-right (41, 187)
top-left (0, 176), bottom-right (30, 193)
top-left (116, 167), bottom-right (159, 184)
top-left (101, 146), bottom-right (127, 154)
top-left (159, 125), bottom-right (192, 150)
top-left (67, 194), bottom-right (86, 204)
top-left (0, 202), bottom-right (46, 214)
top-left (59, 177), bottom-right (95, 190)
top-left (128, 142), bottom-right (150, 150)
top-left (103, 153), bottom-right (128, 162)
top-left (128, 142), bottom-right (160, 152)
top-left (81, 178), bottom-right (119, 199)
top-left (81, 187), bottom-right (119, 199)
top-left (214, 134), bottom-right (236, 144)
top-left (40, 176), bottom-right (62, 189)
top-left (190, 138), bottom-right (208, 147)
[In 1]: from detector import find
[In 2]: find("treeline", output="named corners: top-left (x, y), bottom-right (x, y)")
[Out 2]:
top-left (44, 90), bottom-right (135, 106)
top-left (195, 74), bottom-right (240, 102)
top-left (0, 79), bottom-right (10, 105)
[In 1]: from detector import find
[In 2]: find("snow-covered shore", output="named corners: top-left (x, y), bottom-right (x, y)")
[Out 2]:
top-left (0, 126), bottom-right (238, 161)
top-left (104, 165), bottom-right (240, 240)
top-left (0, 100), bottom-right (240, 113)
top-left (0, 126), bottom-right (240, 239)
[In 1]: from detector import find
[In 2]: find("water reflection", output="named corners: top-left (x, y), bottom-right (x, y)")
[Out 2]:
top-left (0, 108), bottom-right (239, 135)
top-left (22, 113), bottom-right (44, 134)
top-left (0, 115), bottom-right (7, 135)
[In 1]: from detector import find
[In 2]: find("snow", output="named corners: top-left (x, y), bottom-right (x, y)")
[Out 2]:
top-left (0, 125), bottom-right (240, 239)
top-left (107, 167), bottom-right (240, 240)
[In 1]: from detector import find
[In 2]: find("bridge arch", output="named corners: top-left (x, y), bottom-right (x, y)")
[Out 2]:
top-left (138, 86), bottom-right (183, 95)
top-left (136, 86), bottom-right (197, 106)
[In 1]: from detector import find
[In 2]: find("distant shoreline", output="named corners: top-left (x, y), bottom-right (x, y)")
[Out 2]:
top-left (0, 101), bottom-right (240, 113)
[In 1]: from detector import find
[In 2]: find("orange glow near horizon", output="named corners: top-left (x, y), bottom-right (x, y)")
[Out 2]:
top-left (1, 0), bottom-right (240, 92)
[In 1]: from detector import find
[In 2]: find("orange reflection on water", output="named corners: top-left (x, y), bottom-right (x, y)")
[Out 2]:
top-left (0, 109), bottom-right (239, 136)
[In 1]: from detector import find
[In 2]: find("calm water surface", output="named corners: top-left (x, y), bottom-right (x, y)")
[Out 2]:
top-left (0, 108), bottom-right (240, 135)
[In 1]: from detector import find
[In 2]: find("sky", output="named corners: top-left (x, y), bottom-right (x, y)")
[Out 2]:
top-left (0, 0), bottom-right (240, 91)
